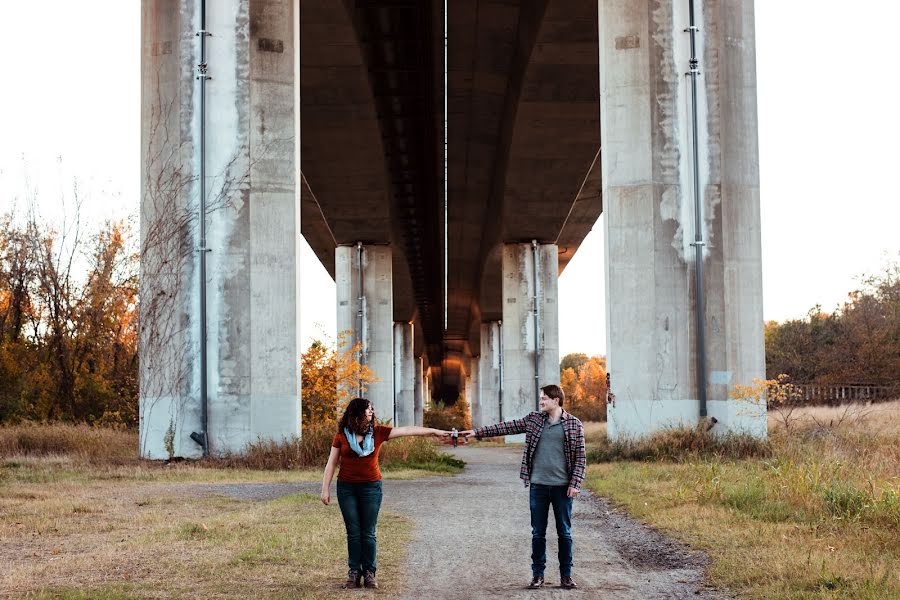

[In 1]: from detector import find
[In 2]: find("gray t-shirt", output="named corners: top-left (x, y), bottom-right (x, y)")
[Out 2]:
top-left (530, 420), bottom-right (569, 486)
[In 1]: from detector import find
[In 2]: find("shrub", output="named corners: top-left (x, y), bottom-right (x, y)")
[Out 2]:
top-left (424, 398), bottom-right (471, 431)
top-left (587, 426), bottom-right (771, 463)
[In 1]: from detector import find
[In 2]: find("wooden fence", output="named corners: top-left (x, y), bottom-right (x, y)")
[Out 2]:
top-left (786, 383), bottom-right (899, 406)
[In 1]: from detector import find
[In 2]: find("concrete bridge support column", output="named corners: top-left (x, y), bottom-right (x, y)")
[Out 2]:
top-left (467, 358), bottom-right (480, 428)
top-left (393, 322), bottom-right (415, 426)
top-left (423, 365), bottom-right (432, 413)
top-left (477, 321), bottom-right (502, 427)
top-left (139, 0), bottom-right (299, 459)
top-left (336, 245), bottom-right (394, 421)
top-left (414, 356), bottom-right (424, 426)
top-left (599, 0), bottom-right (766, 439)
top-left (457, 363), bottom-right (468, 406)
top-left (502, 243), bottom-right (560, 440)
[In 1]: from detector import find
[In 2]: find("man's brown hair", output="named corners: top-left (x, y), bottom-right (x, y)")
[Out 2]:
top-left (541, 384), bottom-right (565, 407)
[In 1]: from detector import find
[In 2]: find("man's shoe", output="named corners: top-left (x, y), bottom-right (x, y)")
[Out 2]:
top-left (560, 576), bottom-right (578, 589)
top-left (528, 576), bottom-right (545, 589)
top-left (342, 569), bottom-right (361, 589)
top-left (363, 570), bottom-right (378, 589)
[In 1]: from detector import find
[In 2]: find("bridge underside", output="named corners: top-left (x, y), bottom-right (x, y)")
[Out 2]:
top-left (140, 0), bottom-right (766, 458)
top-left (301, 0), bottom-right (601, 401)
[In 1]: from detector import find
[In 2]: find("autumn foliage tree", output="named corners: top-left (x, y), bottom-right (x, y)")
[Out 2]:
top-left (765, 255), bottom-right (900, 386)
top-left (559, 353), bottom-right (608, 421)
top-left (301, 332), bottom-right (378, 429)
top-left (0, 207), bottom-right (138, 426)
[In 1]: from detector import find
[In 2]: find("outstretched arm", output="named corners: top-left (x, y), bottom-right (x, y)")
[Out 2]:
top-left (461, 417), bottom-right (528, 440)
top-left (320, 447), bottom-right (340, 505)
top-left (388, 426), bottom-right (450, 440)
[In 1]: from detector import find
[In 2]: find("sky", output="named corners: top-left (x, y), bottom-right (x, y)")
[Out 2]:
top-left (1, 1), bottom-right (898, 359)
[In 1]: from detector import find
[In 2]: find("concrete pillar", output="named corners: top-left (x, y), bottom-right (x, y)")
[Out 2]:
top-left (425, 365), bottom-right (434, 413)
top-left (139, 0), bottom-right (299, 459)
top-left (336, 244), bottom-right (394, 421)
top-left (502, 243), bottom-right (560, 440)
top-left (414, 356), bottom-right (424, 426)
top-left (599, 0), bottom-right (766, 439)
top-left (393, 321), bottom-right (415, 426)
top-left (477, 321), bottom-right (502, 427)
top-left (468, 358), bottom-right (480, 429)
top-left (457, 364), bottom-right (467, 406)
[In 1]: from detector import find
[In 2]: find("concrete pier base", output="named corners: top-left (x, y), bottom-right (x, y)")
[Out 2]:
top-left (139, 0), bottom-right (299, 459)
top-left (336, 244), bottom-right (394, 421)
top-left (414, 356), bottom-right (424, 426)
top-left (502, 243), bottom-right (560, 441)
top-left (477, 321), bottom-right (502, 427)
top-left (467, 358), bottom-right (480, 428)
top-left (393, 322), bottom-right (415, 426)
top-left (599, 0), bottom-right (766, 439)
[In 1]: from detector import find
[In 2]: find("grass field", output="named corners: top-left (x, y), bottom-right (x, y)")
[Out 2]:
top-left (0, 425), bottom-right (461, 598)
top-left (583, 401), bottom-right (900, 599)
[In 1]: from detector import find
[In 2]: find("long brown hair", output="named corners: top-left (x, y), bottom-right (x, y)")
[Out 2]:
top-left (338, 397), bottom-right (376, 435)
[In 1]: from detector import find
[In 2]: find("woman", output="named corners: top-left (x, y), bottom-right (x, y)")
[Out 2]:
top-left (321, 397), bottom-right (449, 589)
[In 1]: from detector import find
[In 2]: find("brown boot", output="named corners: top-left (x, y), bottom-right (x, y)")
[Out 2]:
top-left (528, 576), bottom-right (545, 589)
top-left (342, 569), bottom-right (361, 589)
top-left (363, 570), bottom-right (378, 589)
top-left (560, 576), bottom-right (578, 589)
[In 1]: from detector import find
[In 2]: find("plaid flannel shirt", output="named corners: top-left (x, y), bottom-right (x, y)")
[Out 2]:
top-left (474, 410), bottom-right (586, 490)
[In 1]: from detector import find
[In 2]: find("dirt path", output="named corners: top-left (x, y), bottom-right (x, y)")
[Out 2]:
top-left (193, 445), bottom-right (727, 598)
top-left (384, 445), bottom-right (726, 599)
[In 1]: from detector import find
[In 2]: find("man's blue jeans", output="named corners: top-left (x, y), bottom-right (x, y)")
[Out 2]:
top-left (529, 483), bottom-right (573, 578)
top-left (336, 480), bottom-right (383, 573)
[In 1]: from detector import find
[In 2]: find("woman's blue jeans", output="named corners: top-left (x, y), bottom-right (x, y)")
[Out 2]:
top-left (336, 480), bottom-right (383, 573)
top-left (529, 483), bottom-right (574, 578)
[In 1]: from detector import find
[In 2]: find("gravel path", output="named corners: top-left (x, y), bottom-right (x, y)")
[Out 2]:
top-left (189, 446), bottom-right (728, 599)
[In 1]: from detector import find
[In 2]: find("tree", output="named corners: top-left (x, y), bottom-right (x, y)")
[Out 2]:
top-left (0, 206), bottom-right (139, 426)
top-left (560, 352), bottom-right (589, 374)
top-left (560, 354), bottom-right (608, 421)
top-left (764, 254), bottom-right (900, 387)
top-left (301, 332), bottom-right (379, 428)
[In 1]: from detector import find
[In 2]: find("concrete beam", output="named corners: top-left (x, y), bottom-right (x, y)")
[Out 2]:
top-left (501, 243), bottom-right (560, 440)
top-left (139, 0), bottom-right (299, 459)
top-left (336, 244), bottom-right (394, 421)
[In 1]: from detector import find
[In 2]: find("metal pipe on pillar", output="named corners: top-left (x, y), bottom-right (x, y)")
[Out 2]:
top-left (498, 320), bottom-right (503, 421)
top-left (192, 0), bottom-right (212, 457)
top-left (392, 323), bottom-right (398, 425)
top-left (685, 0), bottom-right (708, 419)
top-left (531, 240), bottom-right (540, 411)
top-left (356, 241), bottom-right (364, 396)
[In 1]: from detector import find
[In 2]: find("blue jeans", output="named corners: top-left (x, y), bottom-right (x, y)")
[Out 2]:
top-left (529, 484), bottom-right (573, 578)
top-left (336, 480), bottom-right (383, 573)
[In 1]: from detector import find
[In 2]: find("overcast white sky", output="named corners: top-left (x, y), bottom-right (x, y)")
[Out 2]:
top-left (1, 1), bottom-right (898, 358)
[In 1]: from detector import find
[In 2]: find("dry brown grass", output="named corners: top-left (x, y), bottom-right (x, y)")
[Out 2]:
top-left (0, 423), bottom-right (464, 598)
top-left (0, 476), bottom-right (412, 599)
top-left (767, 399), bottom-right (900, 436)
top-left (0, 423), bottom-right (136, 462)
top-left (0, 422), bottom-right (464, 479)
top-left (584, 401), bottom-right (900, 599)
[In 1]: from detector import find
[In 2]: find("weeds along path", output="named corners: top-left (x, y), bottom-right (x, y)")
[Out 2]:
top-left (192, 445), bottom-right (729, 598)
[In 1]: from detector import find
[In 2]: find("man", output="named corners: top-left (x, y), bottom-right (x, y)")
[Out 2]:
top-left (460, 384), bottom-right (586, 590)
